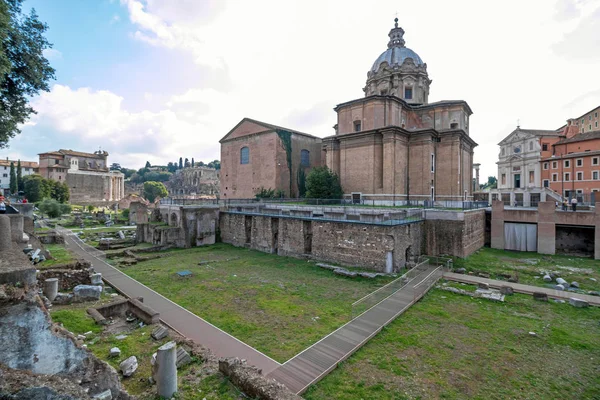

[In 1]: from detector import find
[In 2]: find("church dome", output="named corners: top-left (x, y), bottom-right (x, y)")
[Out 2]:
top-left (371, 46), bottom-right (424, 73)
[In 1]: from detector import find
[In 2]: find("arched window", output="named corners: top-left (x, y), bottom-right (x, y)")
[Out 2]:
top-left (240, 147), bottom-right (249, 164)
top-left (529, 141), bottom-right (533, 151)
top-left (300, 149), bottom-right (310, 167)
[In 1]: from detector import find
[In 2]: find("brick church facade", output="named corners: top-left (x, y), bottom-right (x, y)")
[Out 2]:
top-left (220, 19), bottom-right (478, 202)
top-left (324, 19), bottom-right (477, 204)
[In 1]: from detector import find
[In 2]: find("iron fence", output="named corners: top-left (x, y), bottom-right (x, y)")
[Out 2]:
top-left (223, 204), bottom-right (425, 226)
top-left (159, 197), bottom-right (489, 210)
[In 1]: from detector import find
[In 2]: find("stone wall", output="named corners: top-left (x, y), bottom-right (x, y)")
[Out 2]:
top-left (137, 205), bottom-right (219, 248)
top-left (220, 213), bottom-right (423, 272)
top-left (422, 209), bottom-right (485, 258)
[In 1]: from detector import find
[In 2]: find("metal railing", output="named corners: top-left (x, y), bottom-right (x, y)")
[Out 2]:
top-left (351, 260), bottom-right (430, 318)
top-left (223, 204), bottom-right (424, 226)
top-left (159, 197), bottom-right (489, 210)
top-left (417, 255), bottom-right (453, 270)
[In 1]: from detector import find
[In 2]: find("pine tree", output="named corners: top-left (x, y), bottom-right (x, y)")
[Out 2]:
top-left (16, 159), bottom-right (22, 191)
top-left (191, 158), bottom-right (195, 167)
top-left (9, 162), bottom-right (17, 194)
top-left (178, 157), bottom-right (183, 169)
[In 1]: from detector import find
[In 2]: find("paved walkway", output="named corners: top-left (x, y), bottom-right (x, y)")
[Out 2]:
top-left (266, 265), bottom-right (443, 394)
top-left (443, 272), bottom-right (600, 306)
top-left (57, 227), bottom-right (281, 375)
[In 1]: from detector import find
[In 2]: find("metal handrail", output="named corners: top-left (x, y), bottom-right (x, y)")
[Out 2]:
top-left (351, 260), bottom-right (429, 318)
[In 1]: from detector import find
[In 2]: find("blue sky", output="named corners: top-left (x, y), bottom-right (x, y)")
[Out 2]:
top-left (2, 0), bottom-right (600, 179)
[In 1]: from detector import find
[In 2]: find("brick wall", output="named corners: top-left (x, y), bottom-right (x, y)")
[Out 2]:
top-left (423, 209), bottom-right (485, 258)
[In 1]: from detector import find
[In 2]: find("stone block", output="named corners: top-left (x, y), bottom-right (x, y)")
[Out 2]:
top-left (316, 263), bottom-right (338, 271)
top-left (43, 278), bottom-right (59, 302)
top-left (533, 292), bottom-right (548, 302)
top-left (500, 286), bottom-right (513, 295)
top-left (176, 346), bottom-right (192, 368)
top-left (555, 284), bottom-right (565, 291)
top-left (109, 347), bottom-right (121, 358)
top-left (333, 268), bottom-right (357, 278)
top-left (477, 282), bottom-right (489, 290)
top-left (542, 275), bottom-right (552, 282)
top-left (73, 285), bottom-right (102, 301)
top-left (151, 325), bottom-right (169, 341)
top-left (120, 356), bottom-right (138, 377)
top-left (358, 272), bottom-right (378, 278)
top-left (569, 298), bottom-right (589, 308)
top-left (556, 278), bottom-right (569, 288)
top-left (90, 273), bottom-right (103, 285)
top-left (454, 268), bottom-right (466, 274)
top-left (570, 281), bottom-right (579, 288)
top-left (92, 390), bottom-right (112, 400)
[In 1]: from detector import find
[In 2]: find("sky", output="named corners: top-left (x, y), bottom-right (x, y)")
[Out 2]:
top-left (1, 0), bottom-right (600, 181)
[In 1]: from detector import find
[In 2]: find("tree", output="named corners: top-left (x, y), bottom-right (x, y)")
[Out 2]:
top-left (38, 198), bottom-right (70, 218)
top-left (9, 161), bottom-right (16, 193)
top-left (184, 158), bottom-right (190, 168)
top-left (255, 187), bottom-right (285, 199)
top-left (110, 162), bottom-right (121, 171)
top-left (197, 161), bottom-right (205, 167)
top-left (167, 162), bottom-right (177, 173)
top-left (305, 167), bottom-right (343, 199)
top-left (143, 181), bottom-right (168, 202)
top-left (0, 1), bottom-right (55, 148)
top-left (23, 175), bottom-right (49, 202)
top-left (16, 159), bottom-right (22, 191)
top-left (178, 157), bottom-right (183, 169)
top-left (121, 168), bottom-right (136, 179)
top-left (145, 161), bottom-right (151, 168)
top-left (191, 158), bottom-right (194, 167)
top-left (50, 180), bottom-right (69, 203)
top-left (207, 160), bottom-right (220, 170)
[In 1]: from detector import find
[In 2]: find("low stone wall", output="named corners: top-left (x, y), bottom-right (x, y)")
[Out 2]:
top-left (38, 269), bottom-right (91, 290)
top-left (90, 297), bottom-right (160, 325)
top-left (218, 358), bottom-right (301, 400)
top-left (37, 231), bottom-right (66, 245)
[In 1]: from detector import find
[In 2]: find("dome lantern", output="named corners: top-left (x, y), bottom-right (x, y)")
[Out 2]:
top-left (364, 19), bottom-right (431, 105)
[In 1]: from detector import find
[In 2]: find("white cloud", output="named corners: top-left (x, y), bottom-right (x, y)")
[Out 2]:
top-left (553, 6), bottom-right (600, 58)
top-left (42, 48), bottom-right (62, 60)
top-left (22, 84), bottom-right (225, 168)
top-left (6, 0), bottom-right (600, 183)
top-left (110, 14), bottom-right (120, 24)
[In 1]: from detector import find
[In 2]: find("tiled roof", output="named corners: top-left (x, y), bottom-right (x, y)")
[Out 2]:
top-left (58, 149), bottom-right (105, 158)
top-left (554, 130), bottom-right (600, 145)
top-left (0, 160), bottom-right (38, 168)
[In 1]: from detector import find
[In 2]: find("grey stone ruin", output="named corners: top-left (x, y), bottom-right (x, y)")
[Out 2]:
top-left (0, 215), bottom-right (11, 251)
top-left (118, 231), bottom-right (125, 240)
top-left (43, 278), bottom-right (59, 302)
top-left (90, 273), bottom-right (103, 286)
top-left (73, 285), bottom-right (102, 301)
top-left (156, 341), bottom-right (178, 398)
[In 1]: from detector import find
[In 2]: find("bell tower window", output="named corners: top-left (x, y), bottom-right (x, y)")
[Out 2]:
top-left (404, 87), bottom-right (413, 99)
top-left (354, 121), bottom-right (362, 132)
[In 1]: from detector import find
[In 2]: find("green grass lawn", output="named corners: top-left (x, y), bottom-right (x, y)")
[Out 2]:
top-left (453, 247), bottom-right (600, 292)
top-left (40, 243), bottom-right (78, 268)
top-left (305, 288), bottom-right (600, 400)
top-left (119, 243), bottom-right (394, 362)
